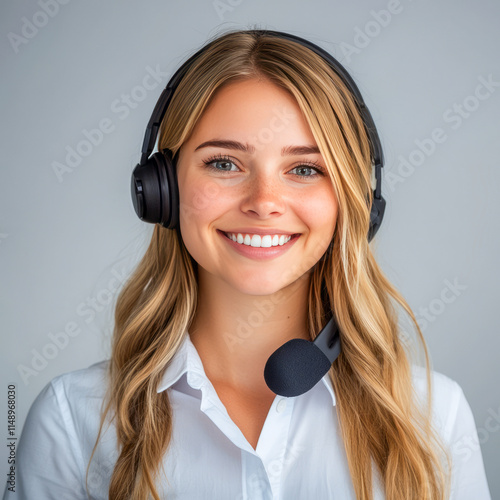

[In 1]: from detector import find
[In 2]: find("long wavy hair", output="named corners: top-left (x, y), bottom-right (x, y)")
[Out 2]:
top-left (86, 27), bottom-right (452, 499)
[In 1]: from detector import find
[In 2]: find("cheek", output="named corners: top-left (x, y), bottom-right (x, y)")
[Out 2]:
top-left (178, 177), bottom-right (234, 262)
top-left (303, 191), bottom-right (338, 266)
top-left (299, 188), bottom-right (338, 233)
top-left (179, 176), bottom-right (223, 225)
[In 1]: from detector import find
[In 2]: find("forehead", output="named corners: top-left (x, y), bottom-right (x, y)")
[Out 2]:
top-left (185, 78), bottom-right (318, 150)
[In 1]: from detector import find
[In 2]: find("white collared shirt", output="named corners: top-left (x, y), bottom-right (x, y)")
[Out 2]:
top-left (3, 331), bottom-right (492, 499)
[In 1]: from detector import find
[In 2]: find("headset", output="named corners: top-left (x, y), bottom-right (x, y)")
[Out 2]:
top-left (130, 29), bottom-right (386, 397)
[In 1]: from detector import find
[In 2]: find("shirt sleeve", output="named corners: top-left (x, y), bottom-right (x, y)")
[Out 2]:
top-left (2, 379), bottom-right (87, 500)
top-left (448, 382), bottom-right (492, 500)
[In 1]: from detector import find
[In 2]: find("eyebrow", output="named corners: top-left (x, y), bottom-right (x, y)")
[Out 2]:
top-left (194, 139), bottom-right (321, 156)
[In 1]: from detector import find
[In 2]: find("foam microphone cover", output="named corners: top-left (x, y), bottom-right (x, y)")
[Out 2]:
top-left (264, 316), bottom-right (341, 397)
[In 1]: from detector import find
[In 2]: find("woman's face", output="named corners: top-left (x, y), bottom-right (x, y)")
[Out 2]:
top-left (176, 78), bottom-right (339, 295)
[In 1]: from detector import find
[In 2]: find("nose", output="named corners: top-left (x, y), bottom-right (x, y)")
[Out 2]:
top-left (239, 170), bottom-right (286, 219)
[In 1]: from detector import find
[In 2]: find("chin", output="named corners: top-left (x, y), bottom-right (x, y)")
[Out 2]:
top-left (227, 272), bottom-right (298, 297)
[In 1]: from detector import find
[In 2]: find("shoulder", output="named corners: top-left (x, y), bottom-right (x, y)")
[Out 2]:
top-left (25, 359), bottom-right (111, 437)
top-left (410, 363), bottom-right (461, 400)
top-left (409, 368), bottom-right (492, 498)
top-left (410, 364), bottom-right (468, 443)
top-left (13, 360), bottom-right (112, 498)
top-left (48, 359), bottom-right (110, 400)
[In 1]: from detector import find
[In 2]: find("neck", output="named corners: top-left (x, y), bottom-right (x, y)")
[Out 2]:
top-left (189, 268), bottom-right (312, 394)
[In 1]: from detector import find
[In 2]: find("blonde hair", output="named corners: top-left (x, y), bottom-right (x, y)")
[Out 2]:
top-left (87, 27), bottom-right (452, 499)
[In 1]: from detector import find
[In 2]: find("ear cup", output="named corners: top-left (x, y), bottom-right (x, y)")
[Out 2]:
top-left (131, 156), bottom-right (161, 224)
top-left (161, 148), bottom-right (180, 229)
top-left (130, 148), bottom-right (179, 229)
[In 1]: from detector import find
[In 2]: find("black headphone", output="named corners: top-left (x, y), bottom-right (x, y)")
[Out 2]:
top-left (131, 29), bottom-right (386, 397)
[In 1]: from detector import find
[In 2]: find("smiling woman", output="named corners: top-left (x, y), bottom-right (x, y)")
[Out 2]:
top-left (9, 27), bottom-right (491, 500)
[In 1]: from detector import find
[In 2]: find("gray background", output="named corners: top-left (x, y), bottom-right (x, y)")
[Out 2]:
top-left (1, 0), bottom-right (499, 496)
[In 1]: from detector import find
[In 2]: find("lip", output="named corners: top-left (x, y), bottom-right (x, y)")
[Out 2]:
top-left (217, 229), bottom-right (300, 261)
top-left (220, 228), bottom-right (297, 236)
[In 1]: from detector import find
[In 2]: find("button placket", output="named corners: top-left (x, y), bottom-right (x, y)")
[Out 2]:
top-left (241, 452), bottom-right (273, 500)
top-left (256, 396), bottom-right (295, 499)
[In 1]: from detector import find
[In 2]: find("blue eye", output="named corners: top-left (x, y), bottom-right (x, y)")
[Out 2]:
top-left (201, 154), bottom-right (326, 178)
top-left (288, 165), bottom-right (325, 178)
top-left (202, 155), bottom-right (238, 172)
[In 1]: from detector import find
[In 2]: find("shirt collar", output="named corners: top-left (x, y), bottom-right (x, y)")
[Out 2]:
top-left (156, 331), bottom-right (336, 406)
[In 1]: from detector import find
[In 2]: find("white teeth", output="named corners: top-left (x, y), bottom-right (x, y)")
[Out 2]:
top-left (225, 232), bottom-right (293, 247)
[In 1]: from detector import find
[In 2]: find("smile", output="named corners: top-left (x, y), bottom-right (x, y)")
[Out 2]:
top-left (217, 230), bottom-right (300, 261)
top-left (223, 231), bottom-right (294, 247)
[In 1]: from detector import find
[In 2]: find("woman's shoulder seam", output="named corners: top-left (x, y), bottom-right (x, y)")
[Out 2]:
top-left (410, 364), bottom-right (463, 442)
top-left (48, 359), bottom-right (111, 399)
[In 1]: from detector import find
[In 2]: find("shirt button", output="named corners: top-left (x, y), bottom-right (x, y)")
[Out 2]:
top-left (276, 398), bottom-right (287, 413)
